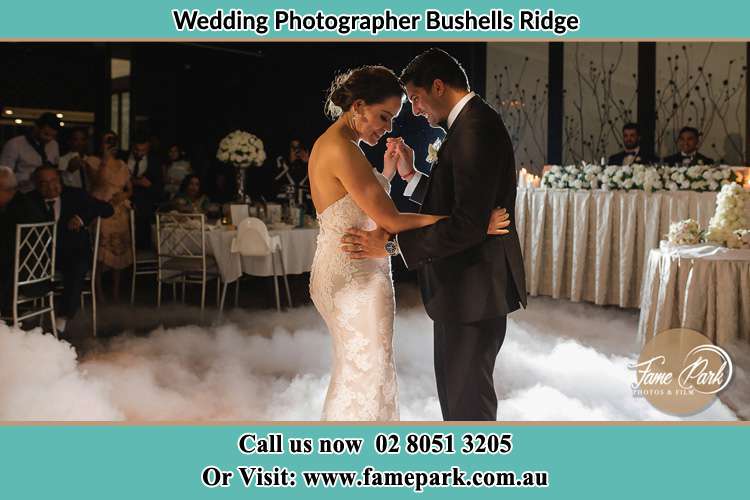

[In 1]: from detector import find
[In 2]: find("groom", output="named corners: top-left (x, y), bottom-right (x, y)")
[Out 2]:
top-left (342, 48), bottom-right (527, 421)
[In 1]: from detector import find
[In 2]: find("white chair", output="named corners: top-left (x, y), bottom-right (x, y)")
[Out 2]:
top-left (220, 217), bottom-right (292, 314)
top-left (81, 217), bottom-right (100, 336)
top-left (156, 212), bottom-right (221, 314)
top-left (1, 221), bottom-right (58, 337)
top-left (129, 208), bottom-right (157, 305)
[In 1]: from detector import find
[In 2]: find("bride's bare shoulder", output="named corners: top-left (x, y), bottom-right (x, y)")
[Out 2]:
top-left (311, 128), bottom-right (360, 165)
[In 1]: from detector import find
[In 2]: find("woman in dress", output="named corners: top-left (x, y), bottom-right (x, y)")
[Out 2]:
top-left (163, 143), bottom-right (192, 199)
top-left (88, 130), bottom-right (133, 302)
top-left (171, 174), bottom-right (211, 213)
top-left (308, 66), bottom-right (507, 421)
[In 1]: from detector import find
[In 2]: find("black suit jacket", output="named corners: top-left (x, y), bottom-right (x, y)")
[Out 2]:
top-left (398, 95), bottom-right (527, 323)
top-left (130, 152), bottom-right (165, 209)
top-left (608, 150), bottom-right (659, 165)
top-left (662, 152), bottom-right (715, 166)
top-left (28, 187), bottom-right (114, 264)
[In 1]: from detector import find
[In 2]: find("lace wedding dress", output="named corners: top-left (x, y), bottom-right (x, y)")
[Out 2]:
top-left (310, 169), bottom-right (399, 421)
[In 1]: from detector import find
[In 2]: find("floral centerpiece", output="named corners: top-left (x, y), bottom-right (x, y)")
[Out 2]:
top-left (541, 163), bottom-right (739, 192)
top-left (704, 183), bottom-right (749, 246)
top-left (216, 130), bottom-right (267, 203)
top-left (667, 219), bottom-right (702, 245)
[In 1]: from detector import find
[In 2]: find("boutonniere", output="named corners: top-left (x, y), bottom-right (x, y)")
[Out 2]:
top-left (426, 138), bottom-right (442, 165)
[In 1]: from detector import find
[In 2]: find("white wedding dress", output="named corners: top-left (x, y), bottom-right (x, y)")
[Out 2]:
top-left (310, 169), bottom-right (399, 421)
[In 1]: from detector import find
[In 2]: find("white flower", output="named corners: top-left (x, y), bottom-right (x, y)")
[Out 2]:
top-left (216, 130), bottom-right (266, 168)
top-left (668, 219), bottom-right (702, 245)
top-left (426, 138), bottom-right (442, 164)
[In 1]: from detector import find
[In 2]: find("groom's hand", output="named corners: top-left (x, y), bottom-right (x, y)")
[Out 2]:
top-left (341, 227), bottom-right (390, 259)
top-left (487, 207), bottom-right (512, 235)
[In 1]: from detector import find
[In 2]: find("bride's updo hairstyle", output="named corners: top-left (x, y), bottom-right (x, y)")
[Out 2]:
top-left (325, 65), bottom-right (405, 120)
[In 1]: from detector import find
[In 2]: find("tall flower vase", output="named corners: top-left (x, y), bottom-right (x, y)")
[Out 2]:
top-left (234, 166), bottom-right (251, 204)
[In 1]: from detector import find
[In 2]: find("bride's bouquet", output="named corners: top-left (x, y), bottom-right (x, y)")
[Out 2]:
top-left (216, 130), bottom-right (267, 168)
top-left (667, 219), bottom-right (702, 245)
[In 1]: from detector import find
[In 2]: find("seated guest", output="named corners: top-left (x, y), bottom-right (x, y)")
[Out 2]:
top-left (172, 175), bottom-right (210, 213)
top-left (58, 127), bottom-right (95, 189)
top-left (608, 123), bottom-right (658, 165)
top-left (663, 127), bottom-right (715, 166)
top-left (0, 166), bottom-right (48, 314)
top-left (27, 164), bottom-right (114, 335)
top-left (163, 143), bottom-right (192, 199)
top-left (0, 112), bottom-right (61, 193)
top-left (127, 134), bottom-right (164, 249)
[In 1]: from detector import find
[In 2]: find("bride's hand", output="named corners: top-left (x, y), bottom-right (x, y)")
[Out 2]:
top-left (487, 207), bottom-right (511, 235)
top-left (382, 142), bottom-right (398, 180)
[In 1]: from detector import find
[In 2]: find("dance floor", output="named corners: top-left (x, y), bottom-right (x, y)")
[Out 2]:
top-left (1, 284), bottom-right (746, 421)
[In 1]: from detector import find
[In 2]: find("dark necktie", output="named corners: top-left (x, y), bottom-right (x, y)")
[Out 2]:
top-left (438, 120), bottom-right (449, 132)
top-left (45, 200), bottom-right (55, 220)
top-left (26, 135), bottom-right (48, 164)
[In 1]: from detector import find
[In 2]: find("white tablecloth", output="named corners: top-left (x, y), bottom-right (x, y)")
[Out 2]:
top-left (638, 241), bottom-right (750, 347)
top-left (515, 188), bottom-right (718, 308)
top-left (207, 227), bottom-right (319, 281)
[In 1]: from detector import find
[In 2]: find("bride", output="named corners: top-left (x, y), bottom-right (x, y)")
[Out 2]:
top-left (308, 66), bottom-right (509, 421)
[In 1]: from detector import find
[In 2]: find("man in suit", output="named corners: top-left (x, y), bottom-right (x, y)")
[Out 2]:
top-left (341, 48), bottom-right (527, 421)
top-left (28, 164), bottom-right (114, 334)
top-left (608, 123), bottom-right (658, 165)
top-left (663, 126), bottom-right (715, 166)
top-left (0, 166), bottom-right (49, 315)
top-left (127, 134), bottom-right (164, 249)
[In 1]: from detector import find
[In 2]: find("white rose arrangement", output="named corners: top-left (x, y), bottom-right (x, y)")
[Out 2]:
top-left (216, 130), bottom-right (267, 168)
top-left (667, 219), bottom-right (703, 245)
top-left (704, 183), bottom-right (749, 246)
top-left (541, 163), bottom-right (738, 192)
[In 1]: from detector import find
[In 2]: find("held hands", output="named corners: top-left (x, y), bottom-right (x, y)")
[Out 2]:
top-left (384, 138), bottom-right (416, 180)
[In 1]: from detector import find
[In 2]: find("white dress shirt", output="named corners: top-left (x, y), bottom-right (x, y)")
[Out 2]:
top-left (58, 152), bottom-right (87, 189)
top-left (127, 154), bottom-right (148, 178)
top-left (403, 92), bottom-right (476, 197)
top-left (0, 135), bottom-right (60, 193)
top-left (44, 196), bottom-right (61, 222)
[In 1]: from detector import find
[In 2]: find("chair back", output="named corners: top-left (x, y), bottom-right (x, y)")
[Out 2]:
top-left (156, 212), bottom-right (207, 261)
top-left (89, 217), bottom-right (101, 278)
top-left (230, 204), bottom-right (250, 226)
top-left (231, 217), bottom-right (274, 256)
top-left (13, 221), bottom-right (57, 298)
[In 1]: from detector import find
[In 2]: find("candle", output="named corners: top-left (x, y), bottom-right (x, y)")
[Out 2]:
top-left (518, 168), bottom-right (527, 188)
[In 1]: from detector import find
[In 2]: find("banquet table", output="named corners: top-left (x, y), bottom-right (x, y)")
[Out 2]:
top-left (638, 242), bottom-right (750, 347)
top-left (154, 223), bottom-right (319, 282)
top-left (206, 226), bottom-right (319, 282)
top-left (515, 187), bottom-right (718, 308)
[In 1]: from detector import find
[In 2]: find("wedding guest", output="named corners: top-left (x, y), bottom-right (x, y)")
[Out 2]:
top-left (28, 165), bottom-right (114, 335)
top-left (607, 123), bottom-right (658, 165)
top-left (88, 130), bottom-right (133, 303)
top-left (163, 143), bottom-right (193, 199)
top-left (127, 134), bottom-right (164, 249)
top-left (663, 127), bottom-right (715, 166)
top-left (206, 165), bottom-right (235, 204)
top-left (0, 112), bottom-right (61, 193)
top-left (0, 166), bottom-right (48, 314)
top-left (172, 175), bottom-right (210, 213)
top-left (58, 127), bottom-right (94, 189)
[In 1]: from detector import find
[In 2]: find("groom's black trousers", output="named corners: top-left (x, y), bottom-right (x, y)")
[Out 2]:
top-left (433, 315), bottom-right (507, 421)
